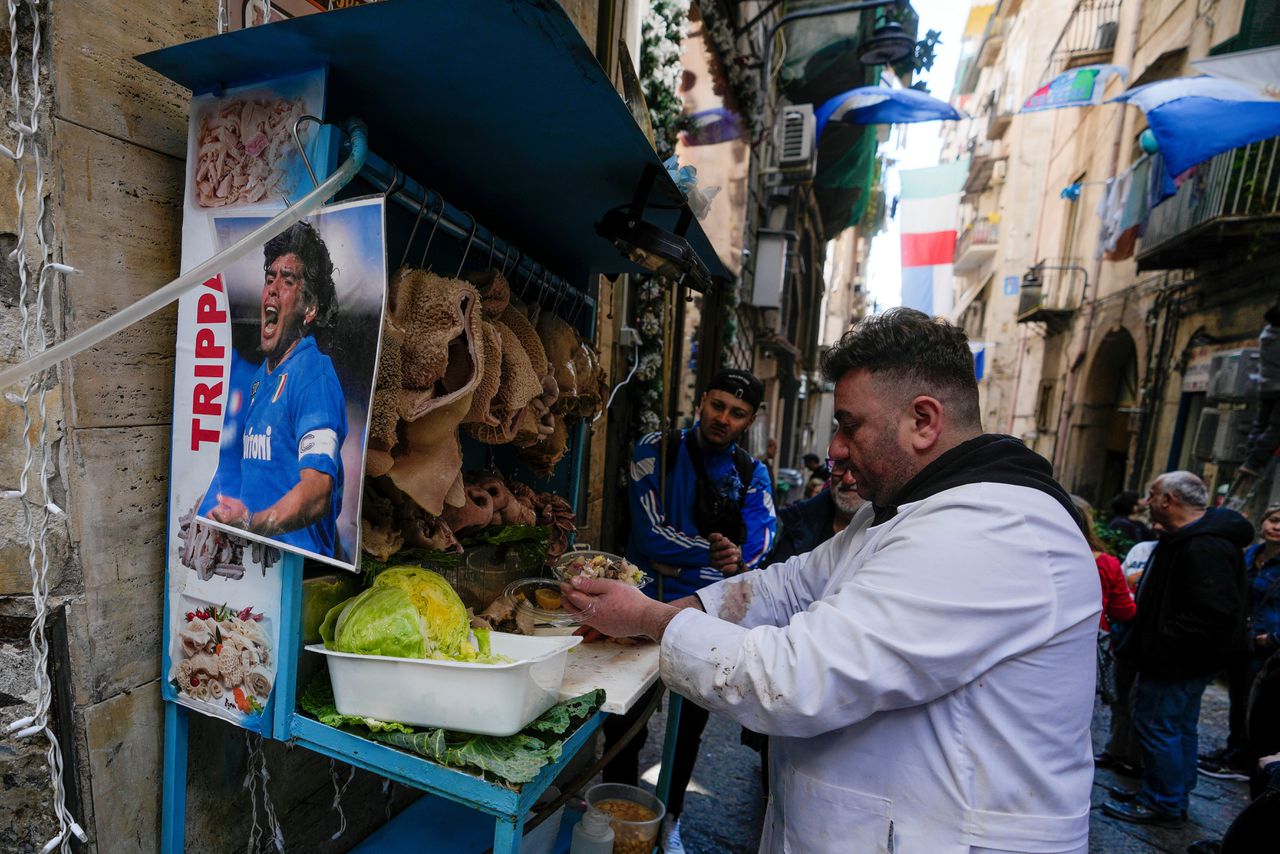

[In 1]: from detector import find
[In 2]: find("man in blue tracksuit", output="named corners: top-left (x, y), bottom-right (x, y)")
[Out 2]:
top-left (208, 221), bottom-right (347, 559)
top-left (606, 368), bottom-right (776, 853)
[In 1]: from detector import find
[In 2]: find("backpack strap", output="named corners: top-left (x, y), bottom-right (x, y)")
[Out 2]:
top-left (731, 446), bottom-right (755, 505)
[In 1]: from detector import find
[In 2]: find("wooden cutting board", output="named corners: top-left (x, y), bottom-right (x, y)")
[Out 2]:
top-left (559, 639), bottom-right (660, 714)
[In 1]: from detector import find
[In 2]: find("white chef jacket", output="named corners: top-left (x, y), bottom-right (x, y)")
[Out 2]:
top-left (659, 482), bottom-right (1100, 853)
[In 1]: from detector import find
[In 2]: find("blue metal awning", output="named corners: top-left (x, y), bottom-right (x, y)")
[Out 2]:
top-left (136, 0), bottom-right (731, 288)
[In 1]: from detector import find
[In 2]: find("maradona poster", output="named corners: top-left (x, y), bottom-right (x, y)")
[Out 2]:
top-left (192, 197), bottom-right (387, 571)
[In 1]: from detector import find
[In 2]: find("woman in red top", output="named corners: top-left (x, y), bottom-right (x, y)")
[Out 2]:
top-left (1073, 495), bottom-right (1137, 630)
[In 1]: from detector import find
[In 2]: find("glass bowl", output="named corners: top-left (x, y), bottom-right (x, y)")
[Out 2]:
top-left (503, 578), bottom-right (595, 629)
top-left (550, 548), bottom-right (650, 588)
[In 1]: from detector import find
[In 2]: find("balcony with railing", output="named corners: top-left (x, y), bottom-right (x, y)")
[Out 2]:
top-left (954, 220), bottom-right (999, 272)
top-left (980, 88), bottom-right (1014, 141)
top-left (1137, 136), bottom-right (1280, 270)
top-left (1043, 0), bottom-right (1121, 80)
top-left (1016, 260), bottom-right (1088, 335)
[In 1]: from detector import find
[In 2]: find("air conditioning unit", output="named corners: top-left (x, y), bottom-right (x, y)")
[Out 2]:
top-left (1211, 408), bottom-right (1251, 462)
top-left (1207, 348), bottom-right (1260, 402)
top-left (992, 159), bottom-right (1008, 184)
top-left (750, 232), bottom-right (788, 308)
top-left (773, 104), bottom-right (816, 179)
top-left (1193, 408), bottom-right (1220, 460)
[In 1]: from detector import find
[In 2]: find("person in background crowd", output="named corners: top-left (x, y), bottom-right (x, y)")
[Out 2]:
top-left (1122, 534), bottom-right (1159, 590)
top-left (1075, 495), bottom-right (1139, 781)
top-left (606, 368), bottom-right (777, 854)
top-left (770, 465), bottom-right (866, 566)
top-left (1239, 303), bottom-right (1280, 479)
top-left (567, 308), bottom-right (1100, 853)
top-left (800, 452), bottom-right (829, 499)
top-left (1074, 495), bottom-right (1137, 632)
top-left (1201, 504), bottom-right (1280, 781)
top-left (1098, 533), bottom-right (1162, 777)
top-left (1104, 472), bottom-right (1251, 826)
top-left (1109, 490), bottom-right (1154, 543)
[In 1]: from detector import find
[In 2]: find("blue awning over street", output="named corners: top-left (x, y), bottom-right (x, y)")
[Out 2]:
top-left (136, 0), bottom-right (731, 287)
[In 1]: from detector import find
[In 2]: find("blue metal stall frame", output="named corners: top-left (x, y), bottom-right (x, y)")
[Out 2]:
top-left (142, 2), bottom-right (731, 849)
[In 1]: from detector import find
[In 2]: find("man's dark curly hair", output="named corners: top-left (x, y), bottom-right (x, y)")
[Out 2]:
top-left (264, 220), bottom-right (338, 330)
top-left (820, 307), bottom-right (981, 426)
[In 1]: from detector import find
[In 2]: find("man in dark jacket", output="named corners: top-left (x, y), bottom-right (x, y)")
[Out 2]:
top-left (1105, 471), bottom-right (1252, 825)
top-left (767, 468), bottom-right (866, 565)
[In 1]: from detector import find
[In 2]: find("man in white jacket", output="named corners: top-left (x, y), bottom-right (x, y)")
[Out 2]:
top-left (565, 308), bottom-right (1101, 853)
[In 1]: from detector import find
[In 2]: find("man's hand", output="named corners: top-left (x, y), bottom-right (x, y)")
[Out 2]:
top-left (708, 532), bottom-right (745, 574)
top-left (562, 577), bottom-right (680, 642)
top-left (209, 494), bottom-right (251, 529)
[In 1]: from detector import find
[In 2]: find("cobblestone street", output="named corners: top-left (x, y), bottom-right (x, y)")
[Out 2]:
top-left (632, 682), bottom-right (1252, 853)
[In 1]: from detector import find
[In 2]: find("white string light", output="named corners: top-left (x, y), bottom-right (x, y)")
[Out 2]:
top-left (242, 733), bottom-right (284, 853)
top-left (327, 758), bottom-right (357, 840)
top-left (2, 2), bottom-right (84, 851)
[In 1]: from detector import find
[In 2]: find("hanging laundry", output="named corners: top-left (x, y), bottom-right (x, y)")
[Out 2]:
top-left (1095, 168), bottom-right (1132, 258)
top-left (1107, 156), bottom-right (1153, 260)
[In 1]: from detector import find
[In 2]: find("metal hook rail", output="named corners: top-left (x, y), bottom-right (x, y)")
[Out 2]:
top-left (356, 147), bottom-right (594, 315)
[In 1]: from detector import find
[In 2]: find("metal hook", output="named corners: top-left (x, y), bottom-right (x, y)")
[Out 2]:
top-left (291, 115), bottom-right (322, 190)
top-left (513, 253), bottom-right (528, 297)
top-left (455, 214), bottom-right (479, 278)
top-left (500, 245), bottom-right (513, 278)
top-left (486, 236), bottom-right (496, 271)
top-left (400, 190), bottom-right (432, 270)
top-left (549, 274), bottom-right (563, 315)
top-left (382, 167), bottom-right (403, 202)
top-left (418, 195), bottom-right (445, 270)
top-left (522, 257), bottom-right (535, 299)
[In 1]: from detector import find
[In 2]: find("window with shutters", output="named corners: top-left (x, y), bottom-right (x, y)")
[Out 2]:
top-left (1210, 0), bottom-right (1280, 55)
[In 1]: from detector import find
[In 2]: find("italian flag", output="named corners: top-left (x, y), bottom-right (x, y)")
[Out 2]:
top-left (898, 158), bottom-right (968, 318)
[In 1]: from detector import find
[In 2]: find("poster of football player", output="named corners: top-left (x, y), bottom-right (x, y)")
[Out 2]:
top-left (194, 197), bottom-right (386, 571)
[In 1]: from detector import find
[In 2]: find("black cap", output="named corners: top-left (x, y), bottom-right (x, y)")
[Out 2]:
top-left (706, 368), bottom-right (764, 410)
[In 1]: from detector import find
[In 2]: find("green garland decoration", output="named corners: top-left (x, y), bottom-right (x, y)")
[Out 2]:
top-left (630, 275), bottom-right (667, 435)
top-left (698, 1), bottom-right (762, 136)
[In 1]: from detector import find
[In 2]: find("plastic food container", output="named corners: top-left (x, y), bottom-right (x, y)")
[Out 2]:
top-left (306, 632), bottom-right (582, 736)
top-left (585, 783), bottom-right (665, 854)
top-left (551, 547), bottom-right (650, 588)
top-left (504, 578), bottom-right (595, 633)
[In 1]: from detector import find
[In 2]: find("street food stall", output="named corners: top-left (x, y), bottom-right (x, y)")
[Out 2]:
top-left (122, 1), bottom-right (731, 851)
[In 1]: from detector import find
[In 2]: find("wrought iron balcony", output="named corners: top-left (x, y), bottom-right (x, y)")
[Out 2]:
top-left (1137, 136), bottom-right (1280, 270)
top-left (1043, 0), bottom-right (1121, 80)
top-left (954, 220), bottom-right (999, 272)
top-left (1016, 260), bottom-right (1087, 335)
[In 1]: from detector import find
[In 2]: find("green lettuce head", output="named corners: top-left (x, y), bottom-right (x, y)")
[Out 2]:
top-left (318, 586), bottom-right (428, 659)
top-left (371, 566), bottom-right (469, 657)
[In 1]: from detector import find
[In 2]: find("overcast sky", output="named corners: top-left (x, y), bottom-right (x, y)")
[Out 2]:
top-left (864, 0), bottom-right (973, 311)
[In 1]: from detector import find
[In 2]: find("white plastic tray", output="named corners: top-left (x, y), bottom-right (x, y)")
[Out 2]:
top-left (306, 632), bottom-right (582, 737)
